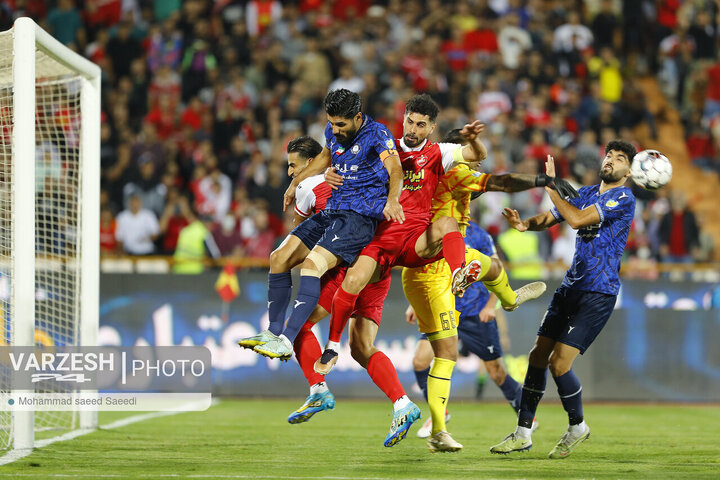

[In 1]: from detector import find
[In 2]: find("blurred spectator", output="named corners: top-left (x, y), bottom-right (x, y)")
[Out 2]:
top-left (158, 189), bottom-right (193, 254)
top-left (497, 13), bottom-right (531, 70)
top-left (211, 213), bottom-right (244, 257)
top-left (123, 158), bottom-right (166, 217)
top-left (172, 212), bottom-right (220, 274)
top-left (591, 0), bottom-right (620, 50)
top-left (115, 195), bottom-right (160, 255)
top-left (46, 0), bottom-right (82, 46)
top-left (659, 191), bottom-right (700, 263)
top-left (99, 207), bottom-right (118, 255)
top-left (243, 204), bottom-right (277, 258)
top-left (106, 21), bottom-right (143, 82)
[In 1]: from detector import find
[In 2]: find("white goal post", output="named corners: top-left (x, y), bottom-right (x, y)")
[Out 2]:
top-left (0, 17), bottom-right (100, 451)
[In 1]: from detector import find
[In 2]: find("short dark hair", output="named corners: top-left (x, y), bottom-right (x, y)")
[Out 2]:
top-left (324, 89), bottom-right (362, 118)
top-left (405, 94), bottom-right (440, 122)
top-left (605, 139), bottom-right (637, 162)
top-left (442, 128), bottom-right (466, 145)
top-left (287, 136), bottom-right (322, 160)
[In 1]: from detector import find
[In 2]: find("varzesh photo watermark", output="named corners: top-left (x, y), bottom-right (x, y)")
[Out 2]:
top-left (0, 346), bottom-right (211, 411)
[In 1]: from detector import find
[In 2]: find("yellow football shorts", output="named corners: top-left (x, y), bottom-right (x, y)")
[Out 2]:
top-left (402, 248), bottom-right (489, 341)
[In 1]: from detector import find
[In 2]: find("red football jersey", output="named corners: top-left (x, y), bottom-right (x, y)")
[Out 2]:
top-left (396, 138), bottom-right (460, 218)
top-left (295, 174), bottom-right (332, 217)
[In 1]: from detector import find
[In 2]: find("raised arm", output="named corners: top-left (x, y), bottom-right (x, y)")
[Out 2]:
top-left (544, 155), bottom-right (599, 229)
top-left (458, 121), bottom-right (488, 164)
top-left (283, 147), bottom-right (331, 212)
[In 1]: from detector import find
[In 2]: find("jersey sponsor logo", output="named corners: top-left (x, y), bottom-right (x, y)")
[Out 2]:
top-left (578, 222), bottom-right (602, 239)
top-left (605, 199), bottom-right (619, 208)
top-left (351, 144), bottom-right (360, 154)
top-left (402, 169), bottom-right (425, 192)
top-left (416, 155), bottom-right (428, 168)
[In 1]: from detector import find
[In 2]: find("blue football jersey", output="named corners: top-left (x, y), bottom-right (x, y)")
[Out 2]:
top-left (550, 184), bottom-right (635, 295)
top-left (456, 222), bottom-right (496, 317)
top-left (324, 115), bottom-right (395, 219)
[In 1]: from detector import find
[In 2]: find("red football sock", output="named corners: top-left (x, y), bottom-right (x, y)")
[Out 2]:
top-left (443, 231), bottom-right (466, 273)
top-left (367, 352), bottom-right (405, 402)
top-left (293, 321), bottom-right (324, 386)
top-left (328, 287), bottom-right (359, 343)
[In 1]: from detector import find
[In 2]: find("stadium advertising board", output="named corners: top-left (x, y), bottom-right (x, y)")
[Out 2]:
top-left (98, 271), bottom-right (720, 402)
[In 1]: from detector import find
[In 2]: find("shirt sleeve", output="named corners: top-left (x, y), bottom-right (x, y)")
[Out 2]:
top-left (324, 122), bottom-right (333, 150)
top-left (437, 142), bottom-right (464, 172)
top-left (448, 166), bottom-right (490, 193)
top-left (371, 127), bottom-right (398, 162)
top-left (294, 181), bottom-right (316, 218)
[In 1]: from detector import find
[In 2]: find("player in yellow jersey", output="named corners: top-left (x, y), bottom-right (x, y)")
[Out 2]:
top-left (402, 128), bottom-right (579, 452)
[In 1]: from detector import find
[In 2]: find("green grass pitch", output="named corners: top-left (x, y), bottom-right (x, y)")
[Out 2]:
top-left (1, 399), bottom-right (718, 479)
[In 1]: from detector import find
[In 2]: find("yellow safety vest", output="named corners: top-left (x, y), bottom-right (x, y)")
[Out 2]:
top-left (497, 228), bottom-right (543, 280)
top-left (173, 221), bottom-right (208, 274)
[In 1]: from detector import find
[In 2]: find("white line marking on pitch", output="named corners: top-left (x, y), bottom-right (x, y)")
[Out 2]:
top-left (0, 400), bottom-right (217, 467)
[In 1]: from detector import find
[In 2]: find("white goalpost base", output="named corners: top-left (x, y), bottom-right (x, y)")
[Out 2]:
top-left (0, 17), bottom-right (100, 451)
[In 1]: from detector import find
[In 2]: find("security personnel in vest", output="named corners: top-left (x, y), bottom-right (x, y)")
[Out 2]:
top-left (497, 227), bottom-right (543, 280)
top-left (173, 212), bottom-right (221, 274)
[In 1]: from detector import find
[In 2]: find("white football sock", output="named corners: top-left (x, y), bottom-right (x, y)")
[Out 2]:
top-left (326, 340), bottom-right (341, 352)
top-left (515, 425), bottom-right (532, 439)
top-left (568, 421), bottom-right (587, 436)
top-left (310, 382), bottom-right (328, 395)
top-left (393, 395), bottom-right (410, 412)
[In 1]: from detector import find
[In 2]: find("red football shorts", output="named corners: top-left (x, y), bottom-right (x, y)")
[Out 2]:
top-left (318, 266), bottom-right (391, 325)
top-left (360, 213), bottom-right (443, 276)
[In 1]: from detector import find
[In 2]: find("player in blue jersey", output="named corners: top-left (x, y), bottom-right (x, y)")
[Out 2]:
top-left (238, 89), bottom-right (405, 360)
top-left (408, 221), bottom-right (532, 437)
top-left (490, 140), bottom-right (637, 459)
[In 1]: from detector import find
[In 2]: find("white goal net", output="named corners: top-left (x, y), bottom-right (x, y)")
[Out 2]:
top-left (0, 18), bottom-right (100, 451)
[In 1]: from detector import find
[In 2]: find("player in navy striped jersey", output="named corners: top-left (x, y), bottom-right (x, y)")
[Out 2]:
top-left (491, 140), bottom-right (637, 459)
top-left (239, 89), bottom-right (405, 361)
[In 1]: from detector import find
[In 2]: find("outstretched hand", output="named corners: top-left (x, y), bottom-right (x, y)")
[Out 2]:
top-left (502, 207), bottom-right (528, 232)
top-left (459, 120), bottom-right (485, 142)
top-left (545, 155), bottom-right (556, 177)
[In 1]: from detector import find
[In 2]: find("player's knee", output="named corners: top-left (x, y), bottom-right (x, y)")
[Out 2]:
top-left (413, 354), bottom-right (431, 371)
top-left (548, 356), bottom-right (571, 377)
top-left (269, 246), bottom-right (290, 271)
top-left (486, 362), bottom-right (506, 385)
top-left (488, 257), bottom-right (503, 278)
top-left (342, 269), bottom-right (368, 294)
top-left (528, 346), bottom-right (550, 368)
top-left (349, 340), bottom-right (373, 368)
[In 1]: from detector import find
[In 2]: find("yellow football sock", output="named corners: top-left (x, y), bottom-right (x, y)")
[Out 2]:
top-left (483, 267), bottom-right (517, 308)
top-left (427, 357), bottom-right (455, 435)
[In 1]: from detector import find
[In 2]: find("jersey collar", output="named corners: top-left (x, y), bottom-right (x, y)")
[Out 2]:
top-left (398, 138), bottom-right (428, 152)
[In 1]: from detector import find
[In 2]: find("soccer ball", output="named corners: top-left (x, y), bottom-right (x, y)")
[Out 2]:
top-left (630, 149), bottom-right (672, 190)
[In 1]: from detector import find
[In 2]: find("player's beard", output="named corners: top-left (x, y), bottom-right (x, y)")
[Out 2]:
top-left (403, 134), bottom-right (423, 148)
top-left (598, 165), bottom-right (624, 183)
top-left (336, 126), bottom-right (358, 146)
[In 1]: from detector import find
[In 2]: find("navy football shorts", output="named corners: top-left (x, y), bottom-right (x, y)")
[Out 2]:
top-left (458, 315), bottom-right (503, 361)
top-left (291, 209), bottom-right (379, 266)
top-left (538, 286), bottom-right (617, 354)
top-left (417, 315), bottom-right (503, 361)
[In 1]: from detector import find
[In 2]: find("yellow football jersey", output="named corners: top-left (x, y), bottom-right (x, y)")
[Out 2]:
top-left (430, 164), bottom-right (489, 236)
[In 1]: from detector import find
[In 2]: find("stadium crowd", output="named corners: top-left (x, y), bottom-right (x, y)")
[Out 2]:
top-left (11, 0), bottom-right (718, 270)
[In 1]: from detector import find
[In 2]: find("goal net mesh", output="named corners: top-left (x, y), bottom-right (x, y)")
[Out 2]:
top-left (0, 28), bottom-right (85, 448)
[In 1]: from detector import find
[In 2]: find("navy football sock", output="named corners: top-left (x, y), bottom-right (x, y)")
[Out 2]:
top-left (281, 275), bottom-right (321, 342)
top-left (414, 367), bottom-right (430, 402)
top-left (518, 365), bottom-right (547, 428)
top-left (553, 369), bottom-right (584, 425)
top-left (267, 272), bottom-right (292, 336)
top-left (498, 374), bottom-right (522, 412)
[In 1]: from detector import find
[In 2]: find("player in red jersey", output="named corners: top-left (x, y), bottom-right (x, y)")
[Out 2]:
top-left (287, 136), bottom-right (333, 223)
top-left (315, 95), bottom-right (487, 375)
